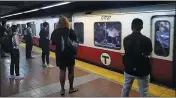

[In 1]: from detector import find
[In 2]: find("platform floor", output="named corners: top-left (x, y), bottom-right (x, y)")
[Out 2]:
top-left (0, 43), bottom-right (175, 97)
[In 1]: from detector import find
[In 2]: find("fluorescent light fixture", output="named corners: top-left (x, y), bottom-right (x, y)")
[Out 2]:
top-left (0, 2), bottom-right (71, 18)
top-left (23, 9), bottom-right (39, 14)
top-left (40, 2), bottom-right (71, 9)
top-left (1, 12), bottom-right (23, 18)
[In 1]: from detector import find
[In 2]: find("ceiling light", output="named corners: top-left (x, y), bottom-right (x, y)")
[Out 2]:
top-left (23, 9), bottom-right (39, 14)
top-left (0, 2), bottom-right (71, 18)
top-left (40, 2), bottom-right (71, 10)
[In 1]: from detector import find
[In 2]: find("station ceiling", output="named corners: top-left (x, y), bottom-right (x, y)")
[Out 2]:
top-left (0, 1), bottom-right (60, 16)
top-left (0, 1), bottom-right (175, 20)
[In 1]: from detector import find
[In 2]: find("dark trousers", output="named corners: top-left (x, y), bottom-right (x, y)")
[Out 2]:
top-left (26, 41), bottom-right (33, 58)
top-left (10, 49), bottom-right (20, 76)
top-left (1, 46), bottom-right (6, 57)
top-left (42, 50), bottom-right (49, 65)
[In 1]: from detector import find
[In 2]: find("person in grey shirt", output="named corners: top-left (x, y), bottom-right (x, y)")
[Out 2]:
top-left (24, 22), bottom-right (34, 59)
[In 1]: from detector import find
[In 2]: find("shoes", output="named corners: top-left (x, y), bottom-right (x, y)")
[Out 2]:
top-left (42, 63), bottom-right (47, 67)
top-left (15, 76), bottom-right (24, 80)
top-left (26, 57), bottom-right (34, 60)
top-left (9, 75), bottom-right (24, 79)
top-left (47, 64), bottom-right (54, 68)
top-left (9, 75), bottom-right (15, 79)
top-left (29, 57), bottom-right (34, 59)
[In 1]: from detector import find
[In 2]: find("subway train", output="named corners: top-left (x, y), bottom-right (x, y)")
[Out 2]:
top-left (6, 3), bottom-right (176, 87)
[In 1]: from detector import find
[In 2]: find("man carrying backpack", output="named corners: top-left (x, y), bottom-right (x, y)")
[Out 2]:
top-left (121, 18), bottom-right (153, 97)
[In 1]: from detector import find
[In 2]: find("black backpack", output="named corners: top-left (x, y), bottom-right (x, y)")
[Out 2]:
top-left (1, 35), bottom-right (12, 53)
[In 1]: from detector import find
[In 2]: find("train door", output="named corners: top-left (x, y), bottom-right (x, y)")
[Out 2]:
top-left (173, 17), bottom-right (176, 89)
top-left (30, 22), bottom-right (36, 37)
top-left (151, 16), bottom-right (174, 86)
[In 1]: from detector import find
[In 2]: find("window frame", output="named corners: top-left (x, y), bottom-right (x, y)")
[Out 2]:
top-left (17, 24), bottom-right (22, 35)
top-left (54, 23), bottom-right (57, 29)
top-left (74, 22), bottom-right (84, 44)
top-left (154, 20), bottom-right (171, 57)
top-left (21, 24), bottom-right (27, 36)
top-left (93, 21), bottom-right (122, 50)
top-left (30, 22), bottom-right (36, 36)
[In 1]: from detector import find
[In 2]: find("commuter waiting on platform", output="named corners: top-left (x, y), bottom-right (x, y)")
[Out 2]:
top-left (24, 22), bottom-right (34, 59)
top-left (0, 19), bottom-right (9, 58)
top-left (122, 18), bottom-right (153, 97)
top-left (9, 24), bottom-right (23, 79)
top-left (39, 22), bottom-right (54, 68)
top-left (51, 16), bottom-right (78, 96)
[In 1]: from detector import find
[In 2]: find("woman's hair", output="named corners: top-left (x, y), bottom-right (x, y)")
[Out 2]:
top-left (57, 16), bottom-right (70, 28)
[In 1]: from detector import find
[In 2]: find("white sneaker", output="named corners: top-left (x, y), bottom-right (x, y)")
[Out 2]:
top-left (42, 63), bottom-right (47, 67)
top-left (15, 76), bottom-right (24, 80)
top-left (47, 64), bottom-right (54, 68)
top-left (9, 75), bottom-right (15, 79)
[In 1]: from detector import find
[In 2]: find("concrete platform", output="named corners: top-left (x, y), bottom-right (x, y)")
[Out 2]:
top-left (0, 44), bottom-right (175, 97)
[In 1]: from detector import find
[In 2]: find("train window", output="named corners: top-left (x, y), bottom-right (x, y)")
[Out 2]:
top-left (31, 23), bottom-right (36, 36)
top-left (74, 22), bottom-right (84, 44)
top-left (21, 24), bottom-right (27, 36)
top-left (154, 21), bottom-right (170, 57)
top-left (94, 22), bottom-right (121, 49)
top-left (40, 23), bottom-right (43, 30)
top-left (17, 24), bottom-right (22, 34)
top-left (54, 23), bottom-right (57, 29)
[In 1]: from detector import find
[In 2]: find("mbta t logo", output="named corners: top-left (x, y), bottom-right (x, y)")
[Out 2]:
top-left (100, 53), bottom-right (111, 66)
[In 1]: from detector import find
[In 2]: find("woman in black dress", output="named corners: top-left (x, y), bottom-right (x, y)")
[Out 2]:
top-left (51, 16), bottom-right (78, 96)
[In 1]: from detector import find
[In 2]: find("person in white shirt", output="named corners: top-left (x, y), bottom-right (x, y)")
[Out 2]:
top-left (9, 24), bottom-right (23, 79)
top-left (106, 26), bottom-right (120, 45)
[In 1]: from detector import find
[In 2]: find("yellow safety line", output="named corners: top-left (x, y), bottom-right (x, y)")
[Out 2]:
top-left (20, 43), bottom-right (175, 97)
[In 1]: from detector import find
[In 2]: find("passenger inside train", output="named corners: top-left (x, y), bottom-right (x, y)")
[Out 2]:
top-left (155, 21), bottom-right (170, 57)
top-left (94, 22), bottom-right (121, 49)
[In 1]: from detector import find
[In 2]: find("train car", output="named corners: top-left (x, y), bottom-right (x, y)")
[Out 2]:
top-left (6, 3), bottom-right (176, 87)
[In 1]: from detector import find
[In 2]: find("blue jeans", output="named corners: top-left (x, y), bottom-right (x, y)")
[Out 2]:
top-left (121, 72), bottom-right (150, 97)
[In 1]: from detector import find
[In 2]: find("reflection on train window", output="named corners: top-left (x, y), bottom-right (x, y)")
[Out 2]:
top-left (31, 23), bottom-right (36, 36)
top-left (94, 22), bottom-right (121, 49)
top-left (17, 24), bottom-right (22, 34)
top-left (74, 22), bottom-right (84, 44)
top-left (21, 24), bottom-right (27, 36)
top-left (155, 21), bottom-right (170, 57)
